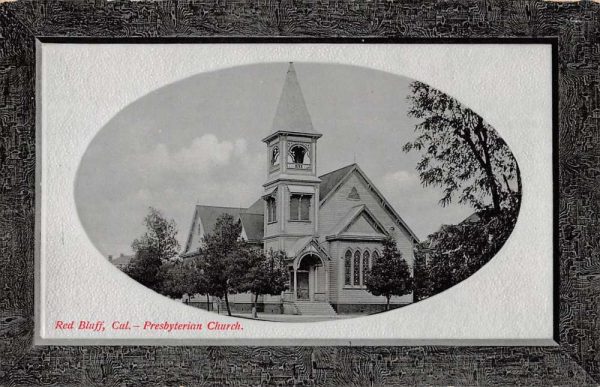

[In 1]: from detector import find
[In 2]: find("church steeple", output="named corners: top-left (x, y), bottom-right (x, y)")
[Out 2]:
top-left (263, 63), bottom-right (322, 143)
top-left (262, 63), bottom-right (322, 248)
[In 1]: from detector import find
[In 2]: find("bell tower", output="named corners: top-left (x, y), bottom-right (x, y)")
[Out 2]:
top-left (262, 63), bottom-right (322, 252)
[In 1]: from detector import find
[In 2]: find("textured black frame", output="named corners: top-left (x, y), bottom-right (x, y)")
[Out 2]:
top-left (0, 1), bottom-right (598, 385)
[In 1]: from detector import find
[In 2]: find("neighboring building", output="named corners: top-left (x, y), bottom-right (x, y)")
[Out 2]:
top-left (182, 63), bottom-right (419, 315)
top-left (108, 253), bottom-right (134, 270)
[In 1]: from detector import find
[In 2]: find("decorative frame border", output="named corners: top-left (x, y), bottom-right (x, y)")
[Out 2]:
top-left (0, 1), bottom-right (598, 384)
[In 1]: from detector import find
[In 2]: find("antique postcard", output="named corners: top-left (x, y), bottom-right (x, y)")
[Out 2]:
top-left (36, 43), bottom-right (553, 345)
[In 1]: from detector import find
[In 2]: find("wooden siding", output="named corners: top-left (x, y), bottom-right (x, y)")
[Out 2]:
top-left (320, 171), bottom-right (415, 267)
top-left (320, 171), bottom-right (415, 304)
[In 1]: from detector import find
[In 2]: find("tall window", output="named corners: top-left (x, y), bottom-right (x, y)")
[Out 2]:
top-left (270, 145), bottom-right (280, 166)
top-left (353, 251), bottom-right (361, 286)
top-left (290, 194), bottom-right (311, 221)
top-left (372, 250), bottom-right (379, 264)
top-left (344, 250), bottom-right (352, 286)
top-left (266, 197), bottom-right (277, 223)
top-left (362, 251), bottom-right (370, 285)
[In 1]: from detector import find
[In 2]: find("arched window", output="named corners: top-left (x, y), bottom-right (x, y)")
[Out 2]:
top-left (362, 251), bottom-right (370, 285)
top-left (287, 144), bottom-right (311, 169)
top-left (271, 146), bottom-right (280, 166)
top-left (344, 250), bottom-right (352, 286)
top-left (353, 250), bottom-right (361, 286)
top-left (372, 250), bottom-right (379, 267)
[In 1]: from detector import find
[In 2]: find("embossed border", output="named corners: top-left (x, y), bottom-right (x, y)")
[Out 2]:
top-left (0, 1), bottom-right (597, 385)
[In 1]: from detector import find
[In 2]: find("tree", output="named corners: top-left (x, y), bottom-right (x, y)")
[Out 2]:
top-left (159, 257), bottom-right (212, 310)
top-left (403, 81), bottom-right (520, 213)
top-left (412, 243), bottom-right (432, 302)
top-left (200, 213), bottom-right (252, 316)
top-left (124, 207), bottom-right (180, 292)
top-left (239, 249), bottom-right (289, 318)
top-left (365, 236), bottom-right (413, 310)
top-left (420, 205), bottom-right (519, 297)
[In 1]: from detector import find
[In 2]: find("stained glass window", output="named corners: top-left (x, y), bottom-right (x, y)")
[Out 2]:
top-left (372, 250), bottom-right (379, 266)
top-left (362, 251), bottom-right (370, 285)
top-left (353, 250), bottom-right (361, 286)
top-left (344, 250), bottom-right (352, 286)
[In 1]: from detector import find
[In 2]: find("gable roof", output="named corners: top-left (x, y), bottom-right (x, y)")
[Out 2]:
top-left (326, 205), bottom-right (389, 240)
top-left (183, 205), bottom-right (263, 255)
top-left (288, 236), bottom-right (331, 261)
top-left (239, 213), bottom-right (264, 242)
top-left (264, 63), bottom-right (321, 142)
top-left (183, 162), bottom-right (419, 255)
top-left (319, 163), bottom-right (420, 243)
top-left (318, 164), bottom-right (355, 201)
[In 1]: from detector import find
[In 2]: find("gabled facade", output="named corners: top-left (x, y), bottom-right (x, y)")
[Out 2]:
top-left (182, 63), bottom-right (419, 315)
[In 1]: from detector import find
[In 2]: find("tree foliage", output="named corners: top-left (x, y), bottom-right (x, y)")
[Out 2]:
top-left (239, 249), bottom-right (289, 316)
top-left (124, 207), bottom-right (180, 292)
top-left (365, 236), bottom-right (413, 310)
top-left (404, 81), bottom-right (520, 212)
top-left (158, 258), bottom-right (209, 299)
top-left (416, 206), bottom-right (518, 298)
top-left (405, 81), bottom-right (522, 300)
top-left (199, 213), bottom-right (254, 316)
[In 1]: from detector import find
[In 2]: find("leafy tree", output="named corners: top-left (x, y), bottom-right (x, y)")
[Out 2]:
top-left (239, 249), bottom-right (289, 317)
top-left (365, 236), bottom-right (413, 310)
top-left (412, 244), bottom-right (432, 302)
top-left (403, 81), bottom-right (520, 212)
top-left (124, 207), bottom-right (180, 292)
top-left (159, 258), bottom-right (212, 310)
top-left (420, 205), bottom-right (519, 297)
top-left (200, 213), bottom-right (252, 316)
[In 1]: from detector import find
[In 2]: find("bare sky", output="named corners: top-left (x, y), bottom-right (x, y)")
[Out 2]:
top-left (75, 62), bottom-right (474, 258)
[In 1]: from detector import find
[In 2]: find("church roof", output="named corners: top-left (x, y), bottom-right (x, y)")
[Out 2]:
top-left (264, 63), bottom-right (321, 142)
top-left (183, 163), bottom-right (419, 256)
top-left (325, 204), bottom-right (389, 239)
top-left (182, 205), bottom-right (264, 255)
top-left (318, 164), bottom-right (356, 201)
top-left (239, 213), bottom-right (264, 242)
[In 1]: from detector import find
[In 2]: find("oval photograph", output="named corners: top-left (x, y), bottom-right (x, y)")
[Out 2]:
top-left (75, 62), bottom-right (521, 322)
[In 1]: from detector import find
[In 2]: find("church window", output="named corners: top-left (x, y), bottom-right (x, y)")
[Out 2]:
top-left (353, 250), bottom-right (361, 286)
top-left (266, 196), bottom-right (277, 223)
top-left (290, 194), bottom-right (311, 221)
top-left (271, 145), bottom-right (280, 166)
top-left (362, 251), bottom-right (370, 285)
top-left (344, 250), bottom-right (352, 286)
top-left (372, 250), bottom-right (379, 266)
top-left (347, 186), bottom-right (360, 200)
top-left (288, 144), bottom-right (311, 169)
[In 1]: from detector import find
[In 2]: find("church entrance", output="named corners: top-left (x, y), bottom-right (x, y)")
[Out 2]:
top-left (296, 271), bottom-right (309, 300)
top-left (292, 254), bottom-right (327, 302)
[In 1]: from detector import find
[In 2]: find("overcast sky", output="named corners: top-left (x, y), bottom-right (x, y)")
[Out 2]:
top-left (75, 62), bottom-right (474, 258)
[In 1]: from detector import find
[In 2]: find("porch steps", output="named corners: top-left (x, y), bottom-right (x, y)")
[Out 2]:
top-left (293, 301), bottom-right (337, 316)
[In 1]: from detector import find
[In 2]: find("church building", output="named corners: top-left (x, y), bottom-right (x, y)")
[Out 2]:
top-left (182, 63), bottom-right (419, 315)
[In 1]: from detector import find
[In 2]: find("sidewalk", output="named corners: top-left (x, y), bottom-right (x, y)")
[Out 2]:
top-left (228, 313), bottom-right (365, 323)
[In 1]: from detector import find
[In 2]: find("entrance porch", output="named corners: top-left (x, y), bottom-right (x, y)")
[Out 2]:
top-left (284, 253), bottom-right (328, 303)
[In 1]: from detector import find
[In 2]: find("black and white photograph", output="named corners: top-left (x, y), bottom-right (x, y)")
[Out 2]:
top-left (76, 61), bottom-right (521, 322)
top-left (3, 0), bottom-right (598, 384)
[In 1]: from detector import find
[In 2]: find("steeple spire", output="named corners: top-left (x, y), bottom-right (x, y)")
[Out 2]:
top-left (265, 63), bottom-right (321, 142)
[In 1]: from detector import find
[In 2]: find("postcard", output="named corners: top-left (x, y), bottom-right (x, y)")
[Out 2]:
top-left (36, 43), bottom-right (553, 345)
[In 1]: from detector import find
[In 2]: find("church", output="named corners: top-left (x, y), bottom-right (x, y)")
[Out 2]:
top-left (181, 63), bottom-right (419, 316)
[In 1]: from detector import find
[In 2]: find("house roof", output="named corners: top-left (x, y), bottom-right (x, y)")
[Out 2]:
top-left (110, 254), bottom-right (133, 267)
top-left (264, 63), bottom-right (321, 142)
